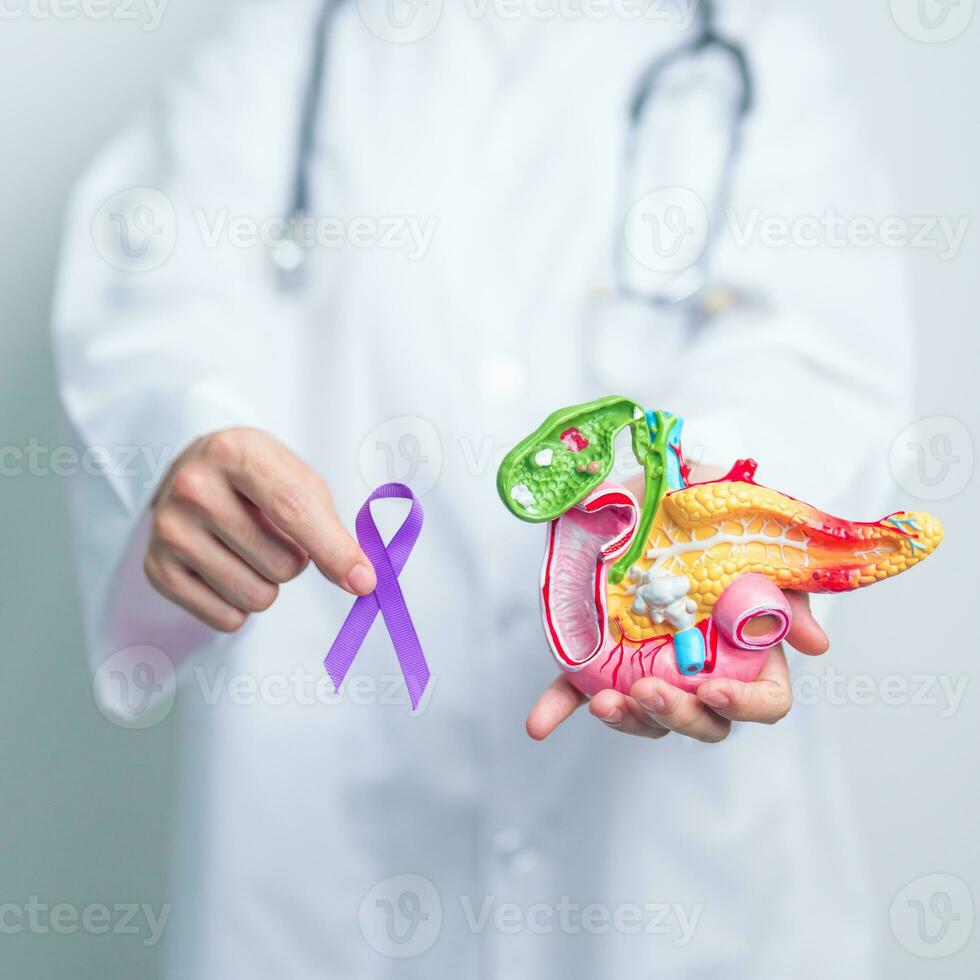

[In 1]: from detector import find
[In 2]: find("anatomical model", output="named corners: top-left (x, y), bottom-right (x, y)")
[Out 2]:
top-left (497, 396), bottom-right (942, 697)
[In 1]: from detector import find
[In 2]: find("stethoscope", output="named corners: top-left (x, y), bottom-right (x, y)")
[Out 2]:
top-left (273, 0), bottom-right (753, 317)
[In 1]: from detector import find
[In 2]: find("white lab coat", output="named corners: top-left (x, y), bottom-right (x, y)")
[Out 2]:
top-left (53, 1), bottom-right (914, 976)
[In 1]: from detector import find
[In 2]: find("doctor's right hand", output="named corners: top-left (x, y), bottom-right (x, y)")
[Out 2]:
top-left (143, 428), bottom-right (377, 632)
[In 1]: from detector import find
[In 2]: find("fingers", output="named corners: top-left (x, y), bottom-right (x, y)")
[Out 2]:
top-left (143, 550), bottom-right (248, 633)
top-left (204, 488), bottom-right (310, 585)
top-left (528, 675), bottom-right (733, 743)
top-left (156, 517), bottom-right (280, 614)
top-left (201, 430), bottom-right (376, 596)
top-left (695, 645), bottom-right (794, 724)
top-left (784, 591), bottom-right (830, 655)
top-left (530, 660), bottom-right (794, 743)
top-left (628, 677), bottom-right (732, 743)
top-left (526, 675), bottom-right (587, 740)
top-left (167, 457), bottom-right (310, 584)
top-left (589, 690), bottom-right (670, 739)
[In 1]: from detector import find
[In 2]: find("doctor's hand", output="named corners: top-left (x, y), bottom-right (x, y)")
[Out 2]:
top-left (526, 592), bottom-right (829, 743)
top-left (143, 428), bottom-right (376, 632)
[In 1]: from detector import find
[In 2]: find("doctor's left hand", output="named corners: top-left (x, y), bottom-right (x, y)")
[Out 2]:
top-left (526, 592), bottom-right (828, 743)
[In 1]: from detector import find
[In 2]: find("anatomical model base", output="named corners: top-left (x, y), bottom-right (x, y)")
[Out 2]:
top-left (497, 396), bottom-right (943, 696)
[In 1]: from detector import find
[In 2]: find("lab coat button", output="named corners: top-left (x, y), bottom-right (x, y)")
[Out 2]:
top-left (491, 828), bottom-right (539, 872)
top-left (491, 826), bottom-right (524, 857)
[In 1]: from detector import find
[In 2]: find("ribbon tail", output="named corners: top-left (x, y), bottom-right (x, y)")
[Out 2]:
top-left (323, 592), bottom-right (380, 693)
top-left (375, 578), bottom-right (429, 711)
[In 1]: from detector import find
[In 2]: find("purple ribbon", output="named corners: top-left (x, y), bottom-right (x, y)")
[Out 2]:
top-left (324, 483), bottom-right (429, 710)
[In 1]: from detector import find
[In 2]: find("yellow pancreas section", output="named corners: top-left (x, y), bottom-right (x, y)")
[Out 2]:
top-left (606, 480), bottom-right (943, 640)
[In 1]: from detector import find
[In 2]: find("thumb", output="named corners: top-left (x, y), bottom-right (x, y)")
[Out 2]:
top-left (222, 438), bottom-right (377, 596)
top-left (783, 591), bottom-right (830, 655)
top-left (308, 503), bottom-right (377, 597)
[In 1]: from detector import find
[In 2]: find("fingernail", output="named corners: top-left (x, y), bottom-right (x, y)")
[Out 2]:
top-left (601, 708), bottom-right (624, 726)
top-left (638, 690), bottom-right (668, 714)
top-left (699, 689), bottom-right (730, 709)
top-left (347, 563), bottom-right (376, 596)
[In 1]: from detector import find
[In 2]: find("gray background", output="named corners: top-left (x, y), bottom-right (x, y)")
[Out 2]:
top-left (1, 1), bottom-right (977, 977)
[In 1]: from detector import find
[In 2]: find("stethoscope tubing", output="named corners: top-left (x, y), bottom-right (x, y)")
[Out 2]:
top-left (281, 0), bottom-right (752, 306)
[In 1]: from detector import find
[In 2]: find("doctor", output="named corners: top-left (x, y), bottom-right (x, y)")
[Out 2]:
top-left (53, 0), bottom-right (913, 976)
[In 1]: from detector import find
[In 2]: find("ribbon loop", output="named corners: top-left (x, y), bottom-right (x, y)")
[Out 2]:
top-left (324, 483), bottom-right (429, 710)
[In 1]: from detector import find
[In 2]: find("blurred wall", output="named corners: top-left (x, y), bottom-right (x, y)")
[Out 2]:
top-left (0, 2), bottom-right (976, 977)
top-left (0, 6), bottom-right (238, 979)
top-left (807, 6), bottom-right (980, 978)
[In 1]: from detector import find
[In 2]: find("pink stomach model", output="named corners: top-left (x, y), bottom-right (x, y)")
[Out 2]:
top-left (542, 486), bottom-right (793, 697)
